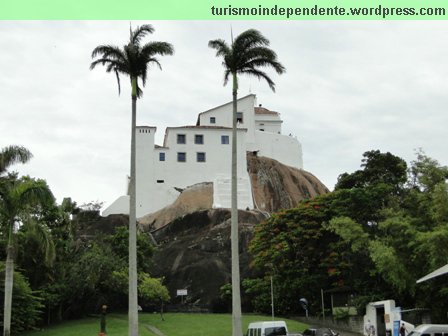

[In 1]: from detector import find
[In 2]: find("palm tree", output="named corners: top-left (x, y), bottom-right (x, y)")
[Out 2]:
top-left (90, 24), bottom-right (173, 336)
top-left (0, 146), bottom-right (32, 176)
top-left (208, 29), bottom-right (285, 336)
top-left (0, 146), bottom-right (54, 336)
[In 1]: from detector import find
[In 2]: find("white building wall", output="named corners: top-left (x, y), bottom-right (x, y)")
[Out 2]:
top-left (139, 126), bottom-right (252, 217)
top-left (136, 126), bottom-right (157, 217)
top-left (254, 114), bottom-right (282, 134)
top-left (199, 94), bottom-right (257, 143)
top-left (103, 94), bottom-right (302, 217)
top-left (250, 130), bottom-right (303, 169)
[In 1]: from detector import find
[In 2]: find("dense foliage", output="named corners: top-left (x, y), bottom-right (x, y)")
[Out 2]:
top-left (0, 148), bottom-right (168, 334)
top-left (249, 150), bottom-right (448, 321)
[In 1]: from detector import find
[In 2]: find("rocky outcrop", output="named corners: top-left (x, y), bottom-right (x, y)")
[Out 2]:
top-left (247, 153), bottom-right (329, 213)
top-left (149, 208), bottom-right (265, 310)
top-left (139, 155), bottom-right (329, 310)
top-left (139, 182), bottom-right (213, 231)
top-left (139, 154), bottom-right (328, 231)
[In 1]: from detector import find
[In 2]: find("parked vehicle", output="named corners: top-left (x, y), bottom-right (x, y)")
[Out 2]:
top-left (246, 321), bottom-right (289, 336)
top-left (302, 328), bottom-right (339, 336)
top-left (407, 324), bottom-right (448, 336)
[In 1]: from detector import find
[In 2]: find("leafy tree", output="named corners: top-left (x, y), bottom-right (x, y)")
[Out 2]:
top-left (208, 29), bottom-right (284, 336)
top-left (409, 149), bottom-right (448, 192)
top-left (336, 150), bottom-right (407, 191)
top-left (138, 273), bottom-right (169, 319)
top-left (249, 150), bottom-right (448, 319)
top-left (249, 197), bottom-right (342, 315)
top-left (90, 24), bottom-right (173, 336)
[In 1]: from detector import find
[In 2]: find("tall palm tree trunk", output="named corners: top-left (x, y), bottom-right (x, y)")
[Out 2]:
top-left (231, 73), bottom-right (243, 336)
top-left (3, 243), bottom-right (14, 336)
top-left (128, 77), bottom-right (139, 336)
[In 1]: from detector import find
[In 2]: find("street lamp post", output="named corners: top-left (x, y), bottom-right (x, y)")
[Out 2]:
top-left (270, 275), bottom-right (274, 320)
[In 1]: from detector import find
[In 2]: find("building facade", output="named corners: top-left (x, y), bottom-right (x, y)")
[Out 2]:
top-left (103, 94), bottom-right (303, 218)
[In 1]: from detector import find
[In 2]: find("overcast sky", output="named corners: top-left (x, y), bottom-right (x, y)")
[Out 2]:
top-left (1, 21), bottom-right (447, 210)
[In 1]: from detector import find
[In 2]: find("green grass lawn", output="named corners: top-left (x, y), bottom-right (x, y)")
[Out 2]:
top-left (24, 313), bottom-right (308, 336)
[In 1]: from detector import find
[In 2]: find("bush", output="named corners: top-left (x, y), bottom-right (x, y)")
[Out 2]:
top-left (0, 263), bottom-right (43, 335)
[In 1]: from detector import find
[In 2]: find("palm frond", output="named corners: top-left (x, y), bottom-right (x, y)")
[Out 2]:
top-left (115, 69), bottom-right (122, 95)
top-left (22, 219), bottom-right (56, 266)
top-left (234, 29), bottom-right (269, 51)
top-left (13, 180), bottom-right (55, 210)
top-left (208, 39), bottom-right (231, 58)
top-left (209, 29), bottom-right (284, 90)
top-left (141, 41), bottom-right (174, 58)
top-left (91, 24), bottom-right (173, 99)
top-left (91, 45), bottom-right (125, 61)
top-left (0, 146), bottom-right (33, 175)
top-left (131, 24), bottom-right (154, 46)
top-left (223, 70), bottom-right (231, 87)
top-left (240, 68), bottom-right (276, 91)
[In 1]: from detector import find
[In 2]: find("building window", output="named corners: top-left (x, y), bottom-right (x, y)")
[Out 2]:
top-left (177, 152), bottom-right (186, 162)
top-left (221, 135), bottom-right (229, 144)
top-left (159, 152), bottom-right (165, 161)
top-left (236, 112), bottom-right (243, 123)
top-left (197, 152), bottom-right (206, 162)
top-left (195, 134), bottom-right (204, 144)
top-left (156, 180), bottom-right (164, 183)
top-left (260, 129), bottom-right (264, 131)
top-left (210, 117), bottom-right (216, 124)
top-left (177, 134), bottom-right (186, 144)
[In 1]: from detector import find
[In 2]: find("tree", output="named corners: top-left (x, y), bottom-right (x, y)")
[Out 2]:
top-left (0, 175), bottom-right (54, 336)
top-left (138, 273), bottom-right (169, 320)
top-left (0, 146), bottom-right (32, 176)
top-left (208, 29), bottom-right (284, 336)
top-left (90, 24), bottom-right (173, 336)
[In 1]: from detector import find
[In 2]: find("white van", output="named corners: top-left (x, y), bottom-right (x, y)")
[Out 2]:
top-left (408, 325), bottom-right (448, 336)
top-left (246, 321), bottom-right (289, 336)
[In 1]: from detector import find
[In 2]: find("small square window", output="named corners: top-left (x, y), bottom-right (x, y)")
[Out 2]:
top-left (159, 152), bottom-right (165, 161)
top-left (210, 117), bottom-right (216, 124)
top-left (197, 152), bottom-right (206, 162)
top-left (221, 135), bottom-right (229, 144)
top-left (195, 134), bottom-right (204, 144)
top-left (177, 152), bottom-right (186, 162)
top-left (236, 112), bottom-right (243, 123)
top-left (177, 134), bottom-right (186, 144)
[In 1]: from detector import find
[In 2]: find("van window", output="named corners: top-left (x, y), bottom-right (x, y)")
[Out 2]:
top-left (266, 327), bottom-right (287, 336)
top-left (435, 333), bottom-right (442, 336)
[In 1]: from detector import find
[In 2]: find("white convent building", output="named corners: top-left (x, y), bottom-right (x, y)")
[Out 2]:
top-left (103, 94), bottom-right (303, 218)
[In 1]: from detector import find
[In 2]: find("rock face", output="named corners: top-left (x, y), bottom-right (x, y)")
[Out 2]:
top-left (140, 154), bottom-right (329, 310)
top-left (139, 182), bottom-right (213, 231)
top-left (139, 154), bottom-right (329, 231)
top-left (150, 209), bottom-right (265, 311)
top-left (247, 153), bottom-right (329, 213)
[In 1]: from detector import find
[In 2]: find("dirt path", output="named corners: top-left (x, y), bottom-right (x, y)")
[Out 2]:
top-left (143, 323), bottom-right (166, 336)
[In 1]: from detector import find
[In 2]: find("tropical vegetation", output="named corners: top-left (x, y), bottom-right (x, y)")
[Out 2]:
top-left (248, 150), bottom-right (448, 322)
